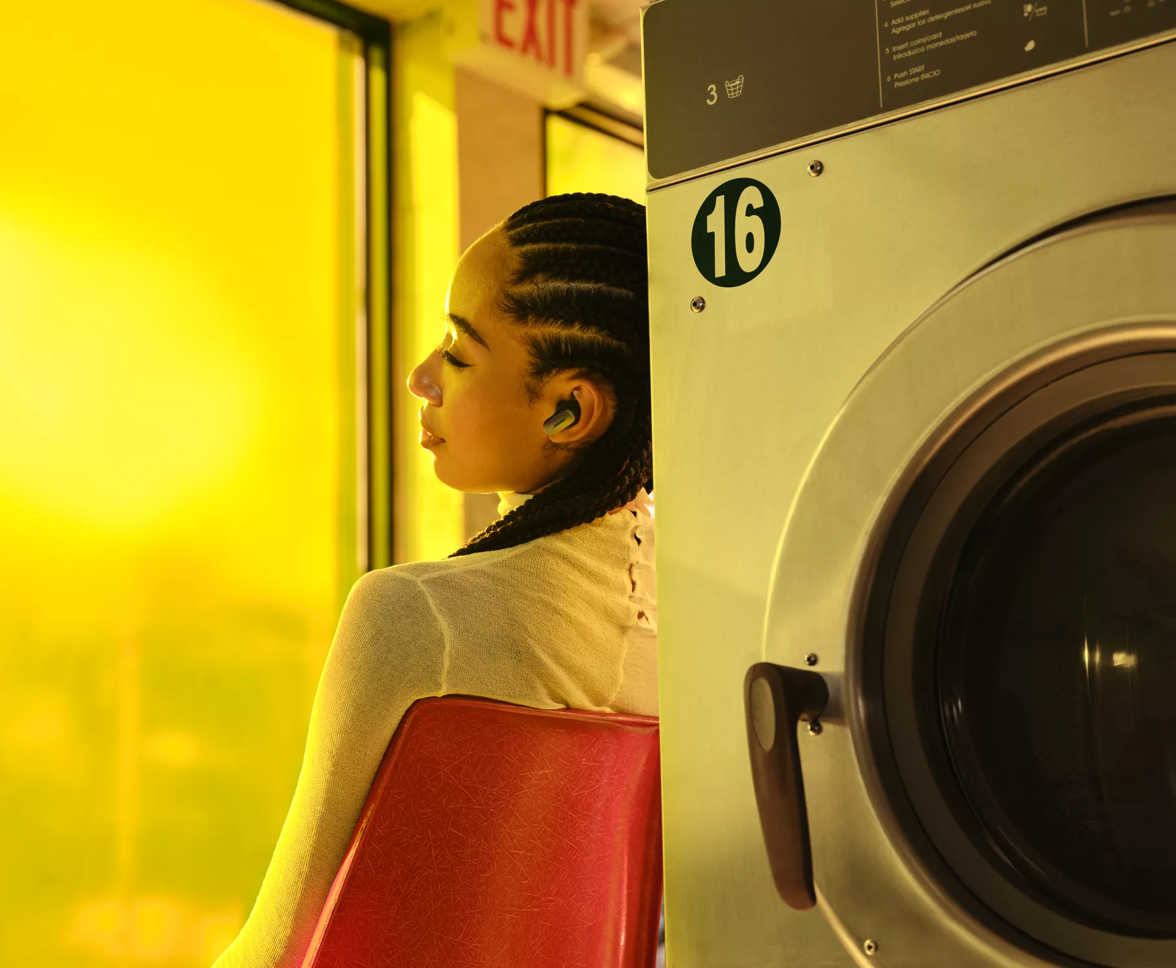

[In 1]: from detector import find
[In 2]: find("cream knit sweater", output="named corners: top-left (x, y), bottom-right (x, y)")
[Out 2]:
top-left (211, 493), bottom-right (657, 968)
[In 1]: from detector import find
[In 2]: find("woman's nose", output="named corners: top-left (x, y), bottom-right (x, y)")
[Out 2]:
top-left (407, 354), bottom-right (443, 405)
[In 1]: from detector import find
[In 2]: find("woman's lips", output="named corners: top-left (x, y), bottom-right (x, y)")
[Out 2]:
top-left (419, 425), bottom-right (444, 447)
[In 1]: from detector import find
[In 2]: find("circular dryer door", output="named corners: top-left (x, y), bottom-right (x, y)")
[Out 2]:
top-left (759, 201), bottom-right (1176, 968)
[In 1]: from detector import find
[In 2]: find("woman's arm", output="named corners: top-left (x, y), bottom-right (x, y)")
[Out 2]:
top-left (212, 570), bottom-right (446, 968)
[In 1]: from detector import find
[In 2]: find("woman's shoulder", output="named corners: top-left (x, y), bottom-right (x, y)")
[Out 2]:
top-left (334, 567), bottom-right (447, 646)
top-left (399, 507), bottom-right (643, 573)
top-left (349, 501), bottom-right (654, 625)
top-left (335, 507), bottom-right (655, 712)
top-left (344, 564), bottom-right (428, 605)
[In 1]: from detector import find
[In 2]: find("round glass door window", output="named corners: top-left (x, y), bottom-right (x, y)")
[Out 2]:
top-left (937, 406), bottom-right (1176, 937)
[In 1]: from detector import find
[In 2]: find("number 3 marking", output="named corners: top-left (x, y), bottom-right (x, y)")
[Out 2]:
top-left (706, 84), bottom-right (717, 106)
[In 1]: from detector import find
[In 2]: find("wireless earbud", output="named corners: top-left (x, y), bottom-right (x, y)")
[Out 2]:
top-left (542, 397), bottom-right (581, 435)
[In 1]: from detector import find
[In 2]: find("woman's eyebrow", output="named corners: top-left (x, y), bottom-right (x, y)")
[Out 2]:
top-left (447, 313), bottom-right (489, 349)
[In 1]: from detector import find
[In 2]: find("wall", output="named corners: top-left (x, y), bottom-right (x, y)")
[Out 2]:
top-left (455, 68), bottom-right (546, 539)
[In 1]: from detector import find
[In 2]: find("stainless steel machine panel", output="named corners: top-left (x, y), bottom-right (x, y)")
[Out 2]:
top-left (644, 0), bottom-right (1176, 183)
top-left (644, 23), bottom-right (1176, 966)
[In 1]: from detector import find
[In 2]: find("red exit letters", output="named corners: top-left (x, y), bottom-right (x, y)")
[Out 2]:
top-left (492, 0), bottom-right (580, 78)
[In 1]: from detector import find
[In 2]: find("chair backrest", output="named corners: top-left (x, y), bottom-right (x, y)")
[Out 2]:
top-left (300, 696), bottom-right (663, 968)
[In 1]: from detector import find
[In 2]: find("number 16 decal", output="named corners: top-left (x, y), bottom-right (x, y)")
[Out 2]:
top-left (691, 177), bottom-right (781, 288)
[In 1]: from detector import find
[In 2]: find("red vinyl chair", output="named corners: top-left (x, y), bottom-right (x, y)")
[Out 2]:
top-left (300, 696), bottom-right (663, 968)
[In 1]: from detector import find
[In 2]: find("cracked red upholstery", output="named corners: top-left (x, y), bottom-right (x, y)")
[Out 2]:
top-left (300, 696), bottom-right (662, 968)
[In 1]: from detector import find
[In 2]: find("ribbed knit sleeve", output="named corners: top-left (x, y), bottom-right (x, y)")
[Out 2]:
top-left (211, 571), bottom-right (447, 968)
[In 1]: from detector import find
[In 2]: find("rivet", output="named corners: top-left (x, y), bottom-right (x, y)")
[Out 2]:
top-left (864, 939), bottom-right (878, 957)
top-left (690, 295), bottom-right (706, 313)
top-left (804, 652), bottom-right (819, 666)
top-left (807, 720), bottom-right (823, 736)
top-left (807, 160), bottom-right (824, 177)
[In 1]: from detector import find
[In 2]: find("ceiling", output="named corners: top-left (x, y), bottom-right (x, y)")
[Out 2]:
top-left (346, 0), bottom-right (646, 123)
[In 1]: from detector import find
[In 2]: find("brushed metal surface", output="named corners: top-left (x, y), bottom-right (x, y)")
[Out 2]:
top-left (766, 218), bottom-right (1176, 968)
top-left (646, 40), bottom-right (1176, 968)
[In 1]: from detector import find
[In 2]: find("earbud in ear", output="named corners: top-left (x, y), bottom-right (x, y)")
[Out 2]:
top-left (543, 398), bottom-right (581, 435)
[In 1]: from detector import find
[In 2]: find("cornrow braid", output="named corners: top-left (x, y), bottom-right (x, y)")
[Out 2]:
top-left (502, 283), bottom-right (646, 342)
top-left (506, 218), bottom-right (646, 252)
top-left (512, 243), bottom-right (647, 293)
top-left (452, 193), bottom-right (652, 557)
top-left (508, 195), bottom-right (646, 229)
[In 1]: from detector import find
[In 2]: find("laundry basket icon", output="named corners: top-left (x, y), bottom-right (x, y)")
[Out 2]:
top-left (724, 75), bottom-right (745, 98)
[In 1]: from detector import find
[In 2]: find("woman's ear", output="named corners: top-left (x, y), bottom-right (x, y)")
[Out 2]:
top-left (543, 377), bottom-right (613, 445)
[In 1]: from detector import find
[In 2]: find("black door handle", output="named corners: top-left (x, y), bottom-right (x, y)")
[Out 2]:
top-left (744, 661), bottom-right (829, 910)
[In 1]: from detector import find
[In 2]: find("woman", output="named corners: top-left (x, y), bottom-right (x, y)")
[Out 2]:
top-left (213, 193), bottom-right (656, 967)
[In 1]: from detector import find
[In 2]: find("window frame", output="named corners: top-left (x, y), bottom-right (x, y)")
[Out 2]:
top-left (275, 0), bottom-right (394, 570)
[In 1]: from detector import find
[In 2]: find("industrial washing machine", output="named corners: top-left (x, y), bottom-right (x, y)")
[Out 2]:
top-left (642, 1), bottom-right (1176, 966)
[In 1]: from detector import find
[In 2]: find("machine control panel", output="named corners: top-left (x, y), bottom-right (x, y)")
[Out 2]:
top-left (643, 0), bottom-right (1176, 180)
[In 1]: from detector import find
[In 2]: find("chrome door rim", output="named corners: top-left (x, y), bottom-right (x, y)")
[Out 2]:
top-left (876, 351), bottom-right (1176, 963)
top-left (761, 201), bottom-right (1176, 968)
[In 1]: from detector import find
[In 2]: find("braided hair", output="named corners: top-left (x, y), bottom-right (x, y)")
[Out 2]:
top-left (451, 192), bottom-right (651, 557)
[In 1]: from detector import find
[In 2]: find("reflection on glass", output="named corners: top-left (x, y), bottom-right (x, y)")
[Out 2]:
top-left (0, 2), bottom-right (362, 965)
top-left (938, 409), bottom-right (1176, 936)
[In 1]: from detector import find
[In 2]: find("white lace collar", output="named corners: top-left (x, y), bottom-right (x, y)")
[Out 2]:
top-left (496, 488), bottom-right (653, 519)
top-left (496, 491), bottom-right (534, 516)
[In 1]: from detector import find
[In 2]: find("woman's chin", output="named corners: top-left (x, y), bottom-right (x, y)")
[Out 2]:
top-left (430, 461), bottom-right (512, 495)
top-left (429, 456), bottom-right (469, 491)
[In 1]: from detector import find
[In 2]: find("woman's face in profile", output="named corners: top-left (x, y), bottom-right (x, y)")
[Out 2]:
top-left (407, 227), bottom-right (610, 495)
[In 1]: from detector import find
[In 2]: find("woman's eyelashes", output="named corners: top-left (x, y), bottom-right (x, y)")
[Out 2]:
top-left (437, 343), bottom-right (470, 368)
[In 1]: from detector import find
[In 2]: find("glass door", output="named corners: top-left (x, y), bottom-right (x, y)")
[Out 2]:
top-left (0, 1), bottom-right (388, 965)
top-left (936, 404), bottom-right (1176, 936)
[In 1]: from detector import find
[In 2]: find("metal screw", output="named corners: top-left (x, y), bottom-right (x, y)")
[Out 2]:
top-left (690, 295), bottom-right (706, 313)
top-left (863, 939), bottom-right (878, 957)
top-left (807, 720), bottom-right (823, 736)
top-left (807, 160), bottom-right (824, 177)
top-left (804, 652), bottom-right (819, 666)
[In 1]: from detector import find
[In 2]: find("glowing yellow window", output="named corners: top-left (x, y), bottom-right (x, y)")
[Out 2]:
top-left (545, 112), bottom-right (645, 204)
top-left (0, 1), bottom-right (387, 965)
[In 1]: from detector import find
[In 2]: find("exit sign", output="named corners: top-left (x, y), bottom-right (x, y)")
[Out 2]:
top-left (485, 0), bottom-right (584, 81)
top-left (448, 0), bottom-right (588, 107)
